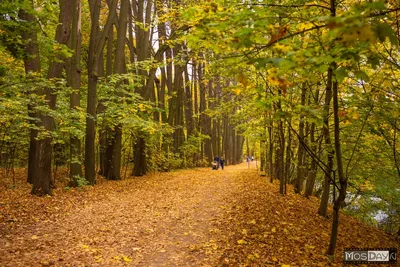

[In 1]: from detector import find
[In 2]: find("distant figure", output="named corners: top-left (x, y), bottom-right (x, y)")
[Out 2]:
top-left (214, 156), bottom-right (220, 169)
top-left (212, 161), bottom-right (218, 170)
top-left (246, 155), bottom-right (250, 162)
top-left (251, 156), bottom-right (254, 161)
top-left (220, 157), bottom-right (225, 170)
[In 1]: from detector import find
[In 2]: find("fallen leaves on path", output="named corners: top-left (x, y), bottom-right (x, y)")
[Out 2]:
top-left (0, 164), bottom-right (398, 266)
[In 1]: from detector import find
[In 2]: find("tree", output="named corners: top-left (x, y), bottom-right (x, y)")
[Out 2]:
top-left (85, 0), bottom-right (117, 184)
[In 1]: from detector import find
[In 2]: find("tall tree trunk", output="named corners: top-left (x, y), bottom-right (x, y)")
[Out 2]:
top-left (66, 0), bottom-right (83, 185)
top-left (21, 3), bottom-right (41, 186)
top-left (328, 77), bottom-right (347, 256)
top-left (318, 66), bottom-right (334, 217)
top-left (285, 121), bottom-right (292, 189)
top-left (86, 0), bottom-right (117, 184)
top-left (108, 0), bottom-right (128, 180)
top-left (268, 116), bottom-right (274, 182)
top-left (98, 29), bottom-right (114, 177)
top-left (199, 62), bottom-right (212, 163)
top-left (20, 2), bottom-right (52, 195)
top-left (295, 84), bottom-right (307, 193)
top-left (305, 87), bottom-right (320, 197)
top-left (276, 94), bottom-right (286, 195)
top-left (132, 0), bottom-right (153, 176)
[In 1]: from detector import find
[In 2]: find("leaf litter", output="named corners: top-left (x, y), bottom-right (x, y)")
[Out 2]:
top-left (0, 164), bottom-right (398, 266)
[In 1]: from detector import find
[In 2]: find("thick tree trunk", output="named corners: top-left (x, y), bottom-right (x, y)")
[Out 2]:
top-left (66, 0), bottom-right (83, 185)
top-left (20, 2), bottom-right (54, 195)
top-left (133, 135), bottom-right (147, 176)
top-left (199, 62), bottom-right (212, 163)
top-left (86, 0), bottom-right (117, 184)
top-left (98, 30), bottom-right (114, 177)
top-left (131, 0), bottom-right (154, 176)
top-left (106, 0), bottom-right (128, 181)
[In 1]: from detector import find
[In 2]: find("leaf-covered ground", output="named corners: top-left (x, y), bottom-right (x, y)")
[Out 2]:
top-left (0, 163), bottom-right (398, 266)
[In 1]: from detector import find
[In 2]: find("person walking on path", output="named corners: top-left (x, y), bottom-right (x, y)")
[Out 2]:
top-left (220, 157), bottom-right (225, 170)
top-left (214, 156), bottom-right (220, 169)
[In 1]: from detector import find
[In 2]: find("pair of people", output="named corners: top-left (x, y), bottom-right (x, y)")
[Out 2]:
top-left (213, 156), bottom-right (225, 170)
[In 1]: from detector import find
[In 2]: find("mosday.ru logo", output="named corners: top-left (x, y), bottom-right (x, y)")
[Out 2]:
top-left (368, 251), bottom-right (389, 261)
top-left (344, 248), bottom-right (397, 264)
top-left (344, 251), bottom-right (368, 261)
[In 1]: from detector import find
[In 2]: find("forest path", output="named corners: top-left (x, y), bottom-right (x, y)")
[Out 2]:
top-left (1, 162), bottom-right (399, 266)
top-left (1, 163), bottom-right (258, 266)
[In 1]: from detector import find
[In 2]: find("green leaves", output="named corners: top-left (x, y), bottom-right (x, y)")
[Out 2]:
top-left (373, 23), bottom-right (398, 45)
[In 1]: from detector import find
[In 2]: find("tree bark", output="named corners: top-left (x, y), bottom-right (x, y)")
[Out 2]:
top-left (295, 84), bottom-right (307, 193)
top-left (20, 2), bottom-right (55, 195)
top-left (108, 0), bottom-right (128, 180)
top-left (66, 0), bottom-right (83, 186)
top-left (86, 0), bottom-right (117, 184)
top-left (328, 77), bottom-right (347, 256)
top-left (318, 66), bottom-right (334, 217)
top-left (305, 87), bottom-right (320, 197)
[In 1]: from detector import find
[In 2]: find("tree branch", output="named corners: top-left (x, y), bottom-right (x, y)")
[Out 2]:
top-left (240, 3), bottom-right (330, 11)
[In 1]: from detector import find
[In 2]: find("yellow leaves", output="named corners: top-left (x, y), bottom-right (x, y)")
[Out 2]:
top-left (274, 43), bottom-right (291, 53)
top-left (271, 227), bottom-right (276, 233)
top-left (247, 253), bottom-right (259, 260)
top-left (360, 180), bottom-right (374, 192)
top-left (233, 88), bottom-right (241, 95)
top-left (138, 103), bottom-right (146, 111)
top-left (94, 255), bottom-right (103, 263)
top-left (282, 265), bottom-right (291, 267)
top-left (237, 239), bottom-right (248, 245)
top-left (299, 22), bottom-right (313, 31)
top-left (112, 255), bottom-right (132, 262)
top-left (268, 25), bottom-right (289, 45)
top-left (267, 76), bottom-right (291, 93)
top-left (31, 235), bottom-right (39, 240)
top-left (272, 256), bottom-right (278, 262)
top-left (305, 244), bottom-right (315, 250)
top-left (340, 25), bottom-right (376, 44)
top-left (237, 73), bottom-right (249, 87)
top-left (122, 255), bottom-right (132, 262)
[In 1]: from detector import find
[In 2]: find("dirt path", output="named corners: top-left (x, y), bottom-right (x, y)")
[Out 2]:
top-left (1, 162), bottom-right (399, 267)
top-left (0, 164), bottom-right (257, 266)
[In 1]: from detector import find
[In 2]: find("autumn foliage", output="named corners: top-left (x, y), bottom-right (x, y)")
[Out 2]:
top-left (0, 164), bottom-right (398, 266)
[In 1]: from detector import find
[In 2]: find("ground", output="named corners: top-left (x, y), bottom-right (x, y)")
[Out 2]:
top-left (0, 163), bottom-right (399, 266)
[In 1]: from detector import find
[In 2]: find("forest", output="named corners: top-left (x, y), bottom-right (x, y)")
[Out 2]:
top-left (0, 0), bottom-right (400, 265)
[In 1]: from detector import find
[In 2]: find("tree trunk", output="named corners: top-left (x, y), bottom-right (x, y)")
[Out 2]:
top-left (328, 77), bottom-right (347, 256)
top-left (20, 2), bottom-right (54, 195)
top-left (295, 84), bottom-right (307, 193)
top-left (131, 0), bottom-right (154, 176)
top-left (108, 0), bottom-right (128, 180)
top-left (67, 0), bottom-right (83, 185)
top-left (268, 117), bottom-right (274, 182)
top-left (305, 87), bottom-right (320, 197)
top-left (318, 66), bottom-right (334, 217)
top-left (86, 0), bottom-right (117, 184)
top-left (98, 28), bottom-right (114, 177)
